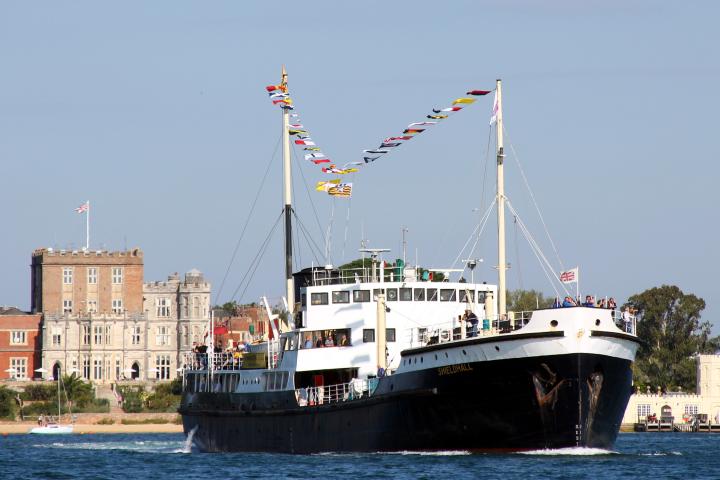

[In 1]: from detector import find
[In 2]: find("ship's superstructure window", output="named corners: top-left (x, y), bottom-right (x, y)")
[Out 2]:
top-left (427, 288), bottom-right (438, 301)
top-left (311, 292), bottom-right (328, 305)
top-left (353, 290), bottom-right (371, 302)
top-left (363, 329), bottom-right (375, 343)
top-left (413, 288), bottom-right (425, 301)
top-left (301, 294), bottom-right (306, 307)
top-left (399, 288), bottom-right (412, 301)
top-left (387, 328), bottom-right (396, 342)
top-left (332, 291), bottom-right (350, 304)
top-left (386, 288), bottom-right (398, 301)
top-left (459, 289), bottom-right (475, 303)
top-left (440, 289), bottom-right (456, 302)
top-left (477, 291), bottom-right (487, 303)
top-left (300, 329), bottom-right (351, 348)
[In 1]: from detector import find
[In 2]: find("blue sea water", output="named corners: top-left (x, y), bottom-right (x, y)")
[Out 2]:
top-left (1, 432), bottom-right (719, 480)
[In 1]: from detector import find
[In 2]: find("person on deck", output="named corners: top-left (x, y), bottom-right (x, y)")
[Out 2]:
top-left (465, 310), bottom-right (479, 337)
top-left (562, 296), bottom-right (576, 307)
top-left (304, 336), bottom-right (313, 349)
top-left (583, 295), bottom-right (595, 307)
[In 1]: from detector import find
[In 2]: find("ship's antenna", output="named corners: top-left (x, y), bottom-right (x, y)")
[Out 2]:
top-left (495, 79), bottom-right (507, 316)
top-left (281, 66), bottom-right (295, 311)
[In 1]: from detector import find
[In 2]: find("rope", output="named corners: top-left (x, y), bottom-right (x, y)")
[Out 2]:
top-left (504, 127), bottom-right (565, 272)
top-left (215, 136), bottom-right (281, 304)
top-left (292, 145), bottom-right (328, 266)
top-left (229, 211), bottom-right (284, 303)
top-left (506, 200), bottom-right (569, 299)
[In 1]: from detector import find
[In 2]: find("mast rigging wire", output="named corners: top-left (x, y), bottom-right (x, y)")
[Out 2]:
top-left (215, 136), bottom-right (281, 304)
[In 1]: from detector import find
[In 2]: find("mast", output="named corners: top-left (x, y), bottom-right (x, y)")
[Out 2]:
top-left (495, 79), bottom-right (507, 317)
top-left (281, 66), bottom-right (295, 311)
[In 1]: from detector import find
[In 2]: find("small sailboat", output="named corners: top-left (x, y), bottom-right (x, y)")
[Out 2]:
top-left (29, 369), bottom-right (74, 435)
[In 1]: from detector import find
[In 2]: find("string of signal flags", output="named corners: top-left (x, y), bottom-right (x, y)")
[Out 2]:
top-left (265, 79), bottom-right (493, 199)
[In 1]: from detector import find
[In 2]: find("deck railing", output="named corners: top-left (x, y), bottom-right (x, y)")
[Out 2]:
top-left (295, 379), bottom-right (374, 407)
top-left (181, 352), bottom-right (244, 371)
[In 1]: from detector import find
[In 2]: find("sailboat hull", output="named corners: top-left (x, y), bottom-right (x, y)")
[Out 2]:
top-left (180, 351), bottom-right (632, 453)
top-left (29, 425), bottom-right (74, 434)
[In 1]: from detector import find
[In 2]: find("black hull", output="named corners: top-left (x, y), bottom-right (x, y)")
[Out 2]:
top-left (180, 352), bottom-right (632, 453)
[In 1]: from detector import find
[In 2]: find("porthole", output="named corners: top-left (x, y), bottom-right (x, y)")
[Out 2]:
top-left (434, 354), bottom-right (438, 360)
top-left (495, 346), bottom-right (500, 351)
top-left (595, 319), bottom-right (601, 326)
top-left (462, 349), bottom-right (467, 355)
top-left (414, 358), bottom-right (417, 364)
top-left (550, 320), bottom-right (558, 328)
top-left (420, 357), bottom-right (423, 363)
top-left (445, 352), bottom-right (449, 358)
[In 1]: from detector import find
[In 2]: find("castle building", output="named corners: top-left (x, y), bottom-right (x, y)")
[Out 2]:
top-left (31, 247), bottom-right (211, 384)
top-left (142, 269), bottom-right (211, 379)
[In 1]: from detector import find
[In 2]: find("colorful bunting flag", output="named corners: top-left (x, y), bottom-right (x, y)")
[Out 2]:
top-left (363, 149), bottom-right (388, 154)
top-left (380, 142), bottom-right (402, 148)
top-left (384, 136), bottom-right (413, 142)
top-left (427, 114), bottom-right (448, 119)
top-left (433, 107), bottom-right (462, 113)
top-left (304, 147), bottom-right (321, 151)
top-left (311, 159), bottom-right (331, 164)
top-left (316, 179), bottom-right (341, 192)
top-left (403, 129), bottom-right (425, 134)
top-left (289, 129), bottom-right (308, 136)
top-left (328, 183), bottom-right (352, 197)
top-left (305, 153), bottom-right (326, 160)
top-left (467, 90), bottom-right (491, 96)
top-left (408, 122), bottom-right (437, 127)
top-left (452, 98), bottom-right (476, 105)
top-left (295, 139), bottom-right (315, 146)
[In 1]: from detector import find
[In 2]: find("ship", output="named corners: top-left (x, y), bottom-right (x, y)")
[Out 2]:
top-left (178, 71), bottom-right (640, 453)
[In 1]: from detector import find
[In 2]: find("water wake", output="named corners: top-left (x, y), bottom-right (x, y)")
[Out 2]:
top-left (519, 447), bottom-right (616, 456)
top-left (35, 439), bottom-right (185, 454)
top-left (175, 426), bottom-right (197, 454)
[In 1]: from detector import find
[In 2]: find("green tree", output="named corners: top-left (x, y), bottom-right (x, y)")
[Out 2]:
top-left (506, 289), bottom-right (553, 312)
top-left (62, 373), bottom-right (94, 408)
top-left (0, 386), bottom-right (19, 420)
top-left (629, 285), bottom-right (720, 392)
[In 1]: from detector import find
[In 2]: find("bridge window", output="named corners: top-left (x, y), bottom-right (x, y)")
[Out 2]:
top-left (332, 291), bottom-right (350, 304)
top-left (363, 329), bottom-right (375, 343)
top-left (440, 289), bottom-right (457, 302)
top-left (413, 288), bottom-right (425, 301)
top-left (427, 288), bottom-right (438, 301)
top-left (399, 288), bottom-right (412, 301)
top-left (311, 292), bottom-right (328, 305)
top-left (459, 290), bottom-right (475, 303)
top-left (387, 328), bottom-right (396, 342)
top-left (477, 291), bottom-right (487, 303)
top-left (386, 288), bottom-right (398, 301)
top-left (353, 290), bottom-right (371, 302)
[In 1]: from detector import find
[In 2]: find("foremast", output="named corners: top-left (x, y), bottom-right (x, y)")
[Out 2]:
top-left (495, 79), bottom-right (507, 317)
top-left (281, 66), bottom-right (294, 311)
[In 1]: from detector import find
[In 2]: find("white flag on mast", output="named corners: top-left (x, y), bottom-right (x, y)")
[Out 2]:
top-left (489, 90), bottom-right (499, 126)
top-left (559, 267), bottom-right (578, 284)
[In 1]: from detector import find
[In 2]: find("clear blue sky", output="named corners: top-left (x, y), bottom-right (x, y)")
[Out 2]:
top-left (2, 1), bottom-right (719, 331)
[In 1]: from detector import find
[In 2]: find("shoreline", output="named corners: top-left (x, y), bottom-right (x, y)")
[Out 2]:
top-left (0, 422), bottom-right (183, 435)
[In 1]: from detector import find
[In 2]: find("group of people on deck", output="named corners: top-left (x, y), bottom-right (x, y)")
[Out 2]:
top-left (554, 295), bottom-right (617, 310)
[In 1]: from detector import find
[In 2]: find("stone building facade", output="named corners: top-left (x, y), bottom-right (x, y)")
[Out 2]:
top-left (142, 269), bottom-right (211, 379)
top-left (31, 247), bottom-right (211, 384)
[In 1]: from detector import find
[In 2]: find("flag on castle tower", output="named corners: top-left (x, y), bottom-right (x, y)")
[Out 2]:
top-left (75, 201), bottom-right (89, 213)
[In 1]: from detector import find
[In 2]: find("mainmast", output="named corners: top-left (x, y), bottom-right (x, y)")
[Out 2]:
top-left (495, 79), bottom-right (507, 317)
top-left (281, 66), bottom-right (295, 311)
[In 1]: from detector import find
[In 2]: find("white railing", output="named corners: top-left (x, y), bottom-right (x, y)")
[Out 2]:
top-left (612, 310), bottom-right (637, 335)
top-left (295, 379), bottom-right (371, 407)
top-left (181, 352), bottom-right (244, 371)
top-left (405, 312), bottom-right (534, 348)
